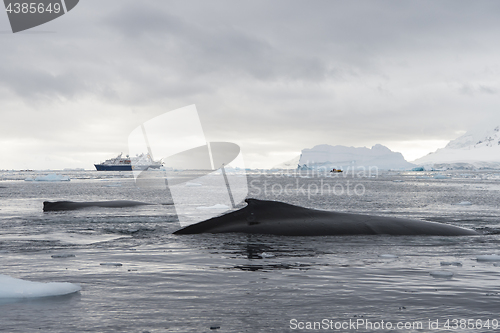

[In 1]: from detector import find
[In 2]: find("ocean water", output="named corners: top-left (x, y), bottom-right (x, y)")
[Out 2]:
top-left (1, 169), bottom-right (500, 332)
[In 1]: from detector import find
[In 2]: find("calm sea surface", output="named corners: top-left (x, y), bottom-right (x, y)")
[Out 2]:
top-left (1, 170), bottom-right (500, 332)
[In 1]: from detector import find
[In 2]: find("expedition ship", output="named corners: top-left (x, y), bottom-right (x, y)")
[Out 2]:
top-left (94, 153), bottom-right (162, 171)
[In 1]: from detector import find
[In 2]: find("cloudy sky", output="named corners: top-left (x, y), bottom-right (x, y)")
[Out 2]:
top-left (1, 1), bottom-right (500, 170)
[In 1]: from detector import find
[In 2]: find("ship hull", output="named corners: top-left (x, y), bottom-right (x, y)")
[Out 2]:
top-left (94, 164), bottom-right (161, 171)
top-left (94, 164), bottom-right (132, 171)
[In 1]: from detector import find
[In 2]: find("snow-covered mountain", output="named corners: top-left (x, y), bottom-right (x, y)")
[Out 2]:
top-left (297, 144), bottom-right (415, 170)
top-left (413, 124), bottom-right (500, 169)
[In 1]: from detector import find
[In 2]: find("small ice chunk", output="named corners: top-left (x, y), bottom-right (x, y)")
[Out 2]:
top-left (34, 173), bottom-right (70, 182)
top-left (378, 254), bottom-right (398, 259)
top-left (429, 270), bottom-right (454, 278)
top-left (185, 182), bottom-right (202, 187)
top-left (392, 180), bottom-right (404, 183)
top-left (104, 183), bottom-right (122, 187)
top-left (0, 274), bottom-right (80, 298)
top-left (454, 201), bottom-right (472, 205)
top-left (100, 262), bottom-right (123, 267)
top-left (476, 255), bottom-right (500, 262)
top-left (260, 252), bottom-right (275, 258)
top-left (196, 204), bottom-right (230, 210)
top-left (433, 174), bottom-right (450, 179)
top-left (440, 261), bottom-right (462, 267)
top-left (51, 254), bottom-right (76, 258)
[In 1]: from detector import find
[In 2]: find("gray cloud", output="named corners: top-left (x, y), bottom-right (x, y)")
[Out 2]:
top-left (2, 0), bottom-right (500, 169)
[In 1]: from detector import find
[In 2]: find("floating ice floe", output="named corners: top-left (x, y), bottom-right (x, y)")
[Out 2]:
top-left (440, 261), bottom-right (462, 267)
top-left (185, 182), bottom-right (202, 187)
top-left (429, 270), bottom-right (454, 278)
top-left (0, 274), bottom-right (80, 298)
top-left (103, 182), bottom-right (122, 187)
top-left (476, 255), bottom-right (500, 262)
top-left (433, 174), bottom-right (451, 179)
top-left (25, 173), bottom-right (70, 182)
top-left (453, 201), bottom-right (473, 206)
top-left (378, 254), bottom-right (398, 259)
top-left (196, 204), bottom-right (230, 210)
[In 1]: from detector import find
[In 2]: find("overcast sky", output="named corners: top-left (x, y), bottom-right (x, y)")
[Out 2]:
top-left (1, 1), bottom-right (500, 170)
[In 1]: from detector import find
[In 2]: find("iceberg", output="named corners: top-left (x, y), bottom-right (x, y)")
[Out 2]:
top-left (298, 144), bottom-right (415, 170)
top-left (0, 274), bottom-right (80, 299)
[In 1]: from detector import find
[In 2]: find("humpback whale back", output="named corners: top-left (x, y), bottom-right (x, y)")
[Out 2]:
top-left (43, 200), bottom-right (153, 212)
top-left (174, 198), bottom-right (478, 236)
